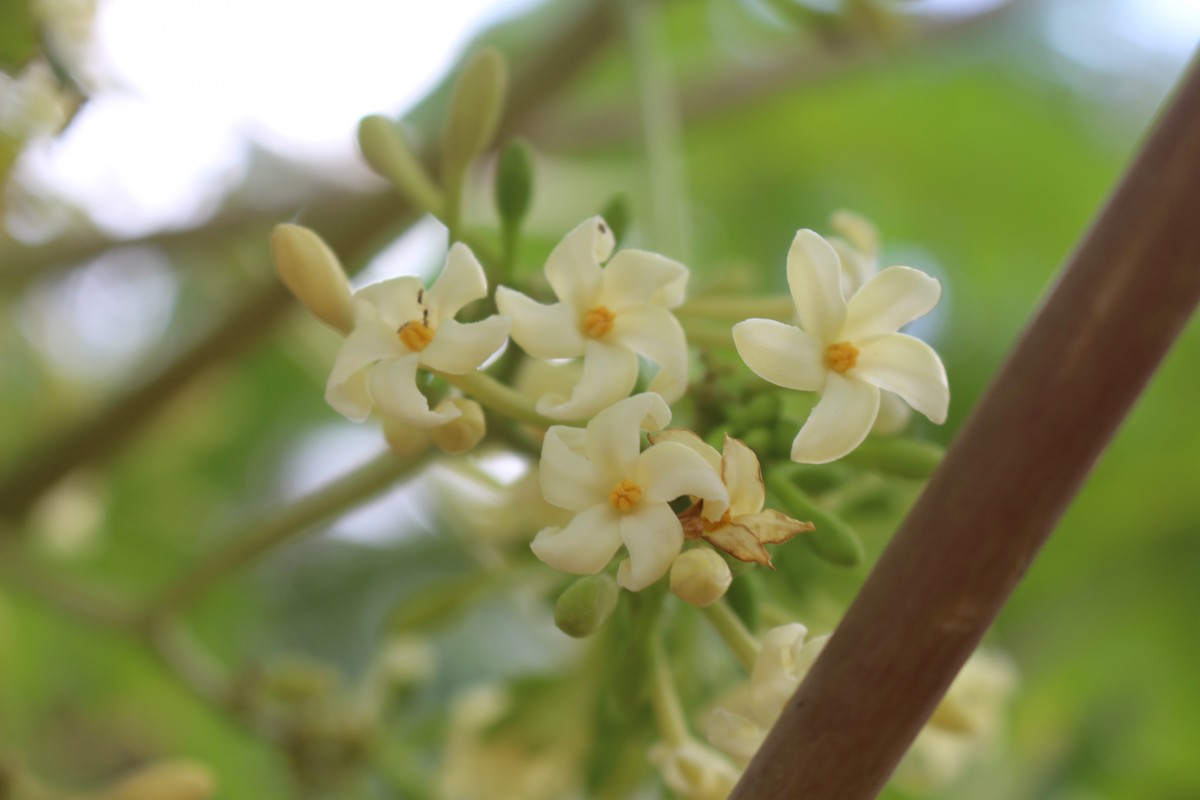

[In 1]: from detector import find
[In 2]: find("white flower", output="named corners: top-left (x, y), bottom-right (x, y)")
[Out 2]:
top-left (707, 623), bottom-right (829, 763)
top-left (733, 229), bottom-right (949, 464)
top-left (326, 243), bottom-right (510, 427)
top-left (649, 740), bottom-right (741, 800)
top-left (531, 393), bottom-right (728, 591)
top-left (653, 430), bottom-right (813, 567)
top-left (496, 217), bottom-right (690, 420)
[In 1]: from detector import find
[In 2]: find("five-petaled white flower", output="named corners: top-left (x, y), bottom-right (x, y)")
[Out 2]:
top-left (326, 243), bottom-right (510, 427)
top-left (652, 430), bottom-right (813, 567)
top-left (531, 393), bottom-right (728, 591)
top-left (496, 217), bottom-right (690, 421)
top-left (733, 230), bottom-right (949, 464)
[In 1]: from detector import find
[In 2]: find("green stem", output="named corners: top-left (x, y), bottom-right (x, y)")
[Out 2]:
top-left (677, 296), bottom-right (796, 321)
top-left (148, 449), bottom-right (432, 621)
top-left (441, 370), bottom-right (559, 429)
top-left (650, 634), bottom-right (690, 746)
top-left (701, 599), bottom-right (760, 672)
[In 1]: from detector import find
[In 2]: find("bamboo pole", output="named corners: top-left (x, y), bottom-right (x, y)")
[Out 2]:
top-left (732, 55), bottom-right (1200, 798)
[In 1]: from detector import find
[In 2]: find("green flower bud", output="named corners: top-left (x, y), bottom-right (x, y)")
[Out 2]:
top-left (599, 194), bottom-right (631, 245)
top-left (669, 549), bottom-right (732, 607)
top-left (494, 138), bottom-right (534, 230)
top-left (441, 47), bottom-right (508, 189)
top-left (357, 114), bottom-right (444, 215)
top-left (841, 437), bottom-right (945, 480)
top-left (554, 574), bottom-right (618, 638)
top-left (270, 224), bottom-right (354, 335)
top-left (429, 398), bottom-right (486, 455)
top-left (766, 473), bottom-right (863, 568)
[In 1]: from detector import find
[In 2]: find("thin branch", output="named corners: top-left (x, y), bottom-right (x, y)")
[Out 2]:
top-left (732, 55), bottom-right (1200, 798)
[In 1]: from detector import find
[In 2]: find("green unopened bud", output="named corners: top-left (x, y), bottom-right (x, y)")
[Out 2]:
top-left (841, 438), bottom-right (944, 480)
top-left (442, 47), bottom-right (508, 188)
top-left (766, 473), bottom-right (863, 568)
top-left (494, 138), bottom-right (533, 229)
top-left (554, 574), bottom-right (618, 638)
top-left (357, 115), bottom-right (444, 215)
top-left (430, 398), bottom-right (486, 455)
top-left (669, 549), bottom-right (732, 607)
top-left (599, 194), bottom-right (631, 245)
top-left (103, 760), bottom-right (216, 800)
top-left (270, 224), bottom-right (355, 335)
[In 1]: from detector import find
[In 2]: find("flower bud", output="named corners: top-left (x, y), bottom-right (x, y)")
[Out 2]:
top-left (842, 437), bottom-right (944, 480)
top-left (441, 47), bottom-right (508, 188)
top-left (103, 760), bottom-right (216, 800)
top-left (382, 416), bottom-right (433, 460)
top-left (357, 115), bottom-right (444, 215)
top-left (494, 138), bottom-right (533, 230)
top-left (767, 474), bottom-right (862, 567)
top-left (669, 549), bottom-right (732, 607)
top-left (599, 194), bottom-right (631, 245)
top-left (429, 398), bottom-right (486, 455)
top-left (554, 574), bottom-right (618, 638)
top-left (270, 224), bottom-right (355, 335)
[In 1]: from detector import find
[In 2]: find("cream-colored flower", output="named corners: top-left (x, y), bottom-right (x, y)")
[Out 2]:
top-left (707, 623), bottom-right (829, 763)
top-left (733, 229), bottom-right (948, 464)
top-left (654, 431), bottom-right (813, 567)
top-left (326, 243), bottom-right (509, 427)
top-left (531, 393), bottom-right (728, 591)
top-left (649, 739), bottom-right (741, 800)
top-left (496, 217), bottom-right (690, 420)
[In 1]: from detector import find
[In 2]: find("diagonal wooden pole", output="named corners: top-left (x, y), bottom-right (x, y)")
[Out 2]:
top-left (732, 54), bottom-right (1200, 799)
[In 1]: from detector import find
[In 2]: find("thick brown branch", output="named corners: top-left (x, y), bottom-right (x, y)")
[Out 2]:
top-left (732, 56), bottom-right (1200, 798)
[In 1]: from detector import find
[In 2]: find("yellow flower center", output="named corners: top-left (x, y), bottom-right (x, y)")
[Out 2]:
top-left (398, 320), bottom-right (436, 352)
top-left (826, 341), bottom-right (859, 373)
top-left (608, 479), bottom-right (643, 513)
top-left (583, 305), bottom-right (615, 338)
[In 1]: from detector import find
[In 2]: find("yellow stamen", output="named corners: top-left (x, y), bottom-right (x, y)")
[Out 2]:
top-left (609, 479), bottom-right (643, 513)
top-left (826, 341), bottom-right (859, 373)
top-left (398, 320), bottom-right (436, 352)
top-left (583, 306), bottom-right (615, 338)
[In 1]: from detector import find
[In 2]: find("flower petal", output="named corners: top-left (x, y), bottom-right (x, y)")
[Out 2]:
top-left (852, 333), bottom-right (949, 424)
top-left (611, 305), bottom-right (690, 404)
top-left (420, 316), bottom-right (510, 374)
top-left (649, 429), bottom-right (721, 472)
top-left (704, 522), bottom-right (772, 567)
top-left (732, 319), bottom-right (826, 392)
top-left (873, 389), bottom-right (914, 436)
top-left (326, 369), bottom-right (373, 422)
top-left (535, 340), bottom-right (639, 421)
top-left (426, 242), bottom-right (488, 320)
top-left (584, 392), bottom-right (671, 479)
top-left (638, 440), bottom-right (728, 516)
top-left (616, 502), bottom-right (684, 590)
top-left (540, 425), bottom-right (608, 512)
top-left (530, 503), bottom-right (623, 576)
top-left (789, 373), bottom-right (880, 464)
top-left (722, 435), bottom-right (765, 515)
top-left (326, 320), bottom-right (406, 421)
top-left (355, 276), bottom-right (424, 329)
top-left (495, 287), bottom-right (585, 359)
top-left (707, 708), bottom-right (766, 764)
top-left (367, 353), bottom-right (460, 427)
top-left (735, 510), bottom-right (814, 545)
top-left (598, 248), bottom-right (689, 310)
top-left (544, 217), bottom-right (613, 312)
top-left (843, 265), bottom-right (941, 340)
top-left (787, 229), bottom-right (846, 341)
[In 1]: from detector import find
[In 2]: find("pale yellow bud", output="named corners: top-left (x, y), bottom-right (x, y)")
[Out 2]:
top-left (430, 398), bottom-right (486, 455)
top-left (103, 760), bottom-right (216, 800)
top-left (670, 549), bottom-right (732, 607)
top-left (270, 223), bottom-right (355, 335)
top-left (441, 47), bottom-right (508, 188)
top-left (382, 417), bottom-right (433, 460)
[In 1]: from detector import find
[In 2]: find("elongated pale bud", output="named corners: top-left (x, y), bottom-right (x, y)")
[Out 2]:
top-left (357, 115), bottom-right (444, 216)
top-left (670, 548), bottom-right (732, 607)
top-left (554, 574), bottom-right (618, 638)
top-left (103, 760), bottom-right (216, 800)
top-left (382, 417), bottom-right (432, 460)
top-left (441, 47), bottom-right (508, 187)
top-left (430, 398), bottom-right (485, 455)
top-left (270, 224), bottom-right (355, 335)
top-left (494, 139), bottom-right (533, 229)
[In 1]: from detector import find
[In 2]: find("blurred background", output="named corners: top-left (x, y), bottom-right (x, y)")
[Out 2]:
top-left (1, 0), bottom-right (1198, 797)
